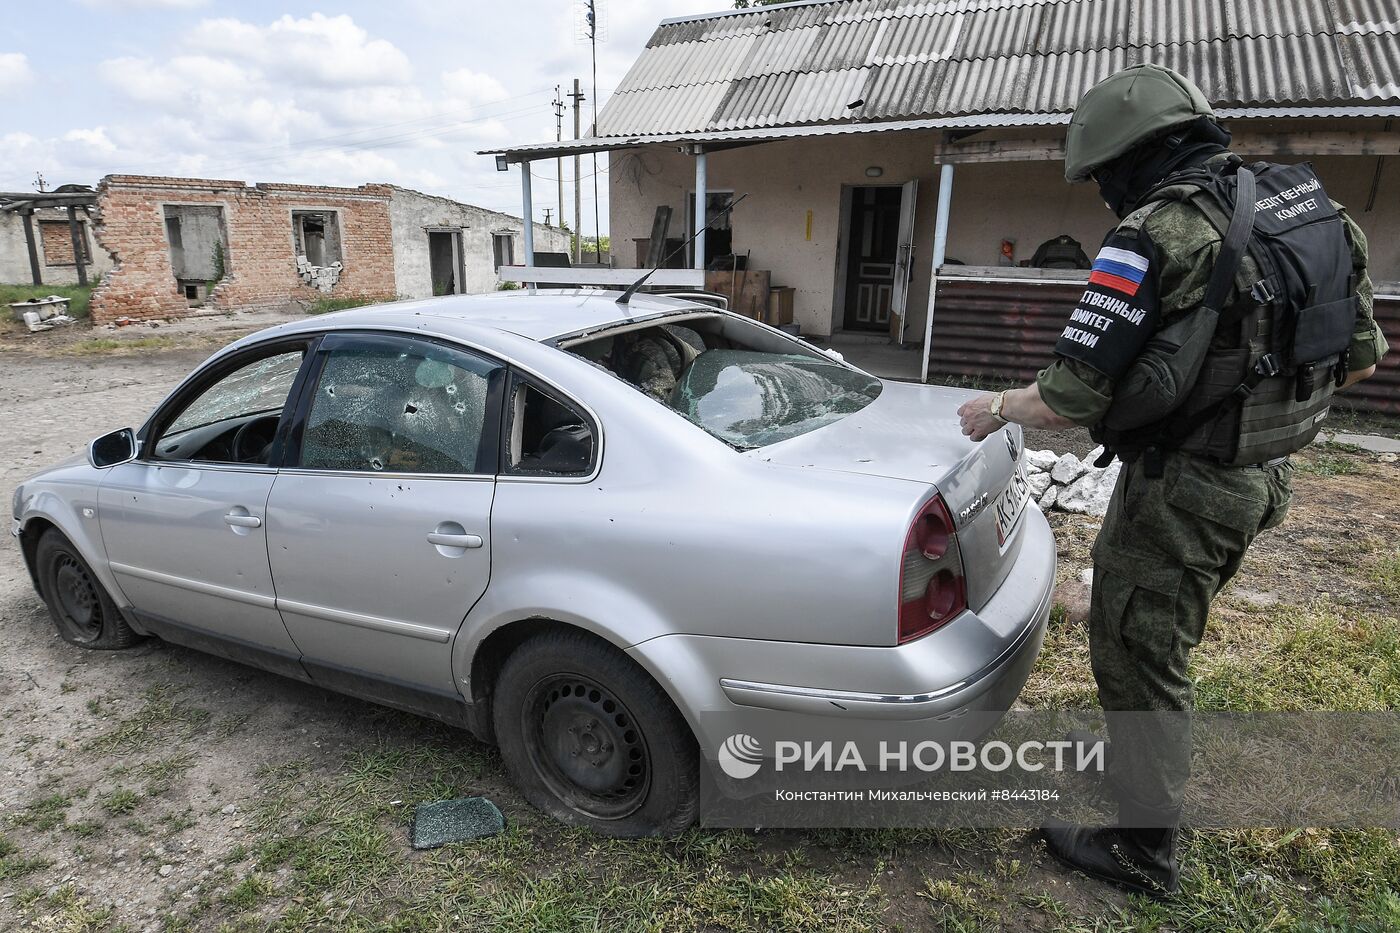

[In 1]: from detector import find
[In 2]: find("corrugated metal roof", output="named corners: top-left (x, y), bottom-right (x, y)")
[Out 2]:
top-left (592, 0), bottom-right (1400, 138)
top-left (482, 104), bottom-right (1400, 159)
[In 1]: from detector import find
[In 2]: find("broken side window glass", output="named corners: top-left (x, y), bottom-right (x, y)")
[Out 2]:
top-left (506, 377), bottom-right (594, 476)
top-left (166, 351), bottom-right (303, 436)
top-left (300, 339), bottom-right (498, 474)
top-left (670, 349), bottom-right (881, 448)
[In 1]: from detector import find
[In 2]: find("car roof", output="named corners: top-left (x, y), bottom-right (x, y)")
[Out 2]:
top-left (272, 290), bottom-right (711, 345)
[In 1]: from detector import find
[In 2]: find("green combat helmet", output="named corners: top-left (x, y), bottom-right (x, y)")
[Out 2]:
top-left (1064, 63), bottom-right (1215, 183)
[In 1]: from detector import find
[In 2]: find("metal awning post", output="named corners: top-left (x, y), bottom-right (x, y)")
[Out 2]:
top-left (921, 163), bottom-right (955, 383)
top-left (693, 146), bottom-right (707, 271)
top-left (520, 160), bottom-right (535, 270)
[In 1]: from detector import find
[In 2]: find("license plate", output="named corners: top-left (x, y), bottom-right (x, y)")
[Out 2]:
top-left (994, 464), bottom-right (1031, 551)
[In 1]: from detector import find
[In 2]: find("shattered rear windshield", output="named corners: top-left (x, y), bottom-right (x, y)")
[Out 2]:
top-left (670, 350), bottom-right (881, 448)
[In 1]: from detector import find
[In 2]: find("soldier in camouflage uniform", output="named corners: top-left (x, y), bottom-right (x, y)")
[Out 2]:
top-left (958, 64), bottom-right (1387, 896)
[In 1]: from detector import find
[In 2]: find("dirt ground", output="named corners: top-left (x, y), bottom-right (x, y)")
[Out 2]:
top-left (1, 329), bottom-right (1398, 932)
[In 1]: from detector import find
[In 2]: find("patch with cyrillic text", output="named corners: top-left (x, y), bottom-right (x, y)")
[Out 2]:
top-left (1054, 233), bottom-right (1160, 378)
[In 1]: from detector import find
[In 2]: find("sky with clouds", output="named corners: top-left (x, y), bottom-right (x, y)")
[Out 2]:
top-left (1, 0), bottom-right (736, 234)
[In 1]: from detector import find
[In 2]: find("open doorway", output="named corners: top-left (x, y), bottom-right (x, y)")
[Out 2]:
top-left (840, 186), bottom-right (903, 332)
top-left (428, 229), bottom-right (464, 296)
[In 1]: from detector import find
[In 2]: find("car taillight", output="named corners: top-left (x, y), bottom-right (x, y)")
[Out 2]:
top-left (899, 495), bottom-right (966, 643)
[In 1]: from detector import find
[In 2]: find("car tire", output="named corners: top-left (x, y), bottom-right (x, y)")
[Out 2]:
top-left (34, 529), bottom-right (140, 650)
top-left (493, 628), bottom-right (698, 837)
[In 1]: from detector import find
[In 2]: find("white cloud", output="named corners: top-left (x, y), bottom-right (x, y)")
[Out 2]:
top-left (0, 52), bottom-right (34, 94)
top-left (78, 0), bottom-right (208, 8)
top-left (188, 13), bottom-right (413, 88)
top-left (8, 1), bottom-right (735, 219)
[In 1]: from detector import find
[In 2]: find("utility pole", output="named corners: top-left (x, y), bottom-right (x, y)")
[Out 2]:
top-left (543, 208), bottom-right (553, 227)
top-left (553, 85), bottom-right (565, 235)
top-left (586, 0), bottom-right (602, 265)
top-left (32, 171), bottom-right (48, 193)
top-left (569, 78), bottom-right (584, 265)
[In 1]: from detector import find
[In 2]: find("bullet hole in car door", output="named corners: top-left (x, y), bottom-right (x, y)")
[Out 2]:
top-left (506, 376), bottom-right (595, 476)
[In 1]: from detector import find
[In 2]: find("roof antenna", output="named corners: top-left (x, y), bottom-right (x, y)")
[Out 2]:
top-left (617, 192), bottom-right (748, 305)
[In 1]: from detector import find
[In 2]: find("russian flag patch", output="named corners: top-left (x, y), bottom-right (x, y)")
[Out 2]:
top-left (1087, 245), bottom-right (1149, 297)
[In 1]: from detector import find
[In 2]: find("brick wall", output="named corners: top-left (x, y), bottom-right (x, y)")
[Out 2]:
top-left (90, 175), bottom-right (397, 323)
top-left (39, 219), bottom-right (88, 266)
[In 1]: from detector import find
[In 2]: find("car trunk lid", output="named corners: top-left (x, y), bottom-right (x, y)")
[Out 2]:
top-left (748, 380), bottom-right (1030, 611)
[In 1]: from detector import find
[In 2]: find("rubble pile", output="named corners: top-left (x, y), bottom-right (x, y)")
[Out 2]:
top-left (296, 255), bottom-right (342, 292)
top-left (1025, 446), bottom-right (1121, 517)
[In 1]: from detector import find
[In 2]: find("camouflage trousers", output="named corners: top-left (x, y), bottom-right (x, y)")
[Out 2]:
top-left (1088, 450), bottom-right (1293, 816)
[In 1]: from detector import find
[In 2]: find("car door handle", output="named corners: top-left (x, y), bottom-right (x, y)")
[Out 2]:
top-left (224, 512), bottom-right (262, 528)
top-left (426, 532), bottom-right (483, 549)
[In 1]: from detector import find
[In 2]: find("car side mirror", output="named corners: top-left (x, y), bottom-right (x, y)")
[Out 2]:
top-left (88, 428), bottom-right (139, 469)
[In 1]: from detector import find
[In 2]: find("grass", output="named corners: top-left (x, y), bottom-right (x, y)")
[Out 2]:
top-left (1294, 452), bottom-right (1366, 476)
top-left (305, 295), bottom-right (392, 315)
top-left (0, 834), bottom-right (50, 882)
top-left (9, 793), bottom-right (72, 831)
top-left (66, 335), bottom-right (176, 354)
top-left (100, 788), bottom-right (141, 816)
top-left (0, 282), bottom-right (93, 319)
top-left (86, 683), bottom-right (211, 754)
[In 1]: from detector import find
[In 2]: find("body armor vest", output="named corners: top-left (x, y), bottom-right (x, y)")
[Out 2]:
top-left (1095, 159), bottom-right (1358, 467)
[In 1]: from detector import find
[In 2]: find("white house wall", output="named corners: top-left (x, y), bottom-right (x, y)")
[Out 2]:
top-left (610, 132), bottom-right (1400, 339)
top-left (388, 187), bottom-right (570, 299)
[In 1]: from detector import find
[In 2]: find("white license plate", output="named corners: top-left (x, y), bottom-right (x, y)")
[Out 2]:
top-left (994, 465), bottom-right (1031, 552)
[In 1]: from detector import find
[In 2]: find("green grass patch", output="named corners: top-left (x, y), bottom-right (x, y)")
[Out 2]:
top-left (0, 834), bottom-right (50, 882)
top-left (1370, 549), bottom-right (1400, 601)
top-left (1294, 452), bottom-right (1365, 476)
top-left (87, 683), bottom-right (211, 754)
top-left (305, 295), bottom-right (390, 315)
top-left (223, 871), bottom-right (278, 910)
top-left (10, 793), bottom-right (71, 831)
top-left (1195, 605), bottom-right (1400, 711)
top-left (0, 282), bottom-right (92, 319)
top-left (101, 788), bottom-right (141, 815)
top-left (68, 335), bottom-right (176, 354)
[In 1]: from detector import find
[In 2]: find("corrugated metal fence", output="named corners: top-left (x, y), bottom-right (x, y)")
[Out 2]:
top-left (926, 279), bottom-right (1399, 415)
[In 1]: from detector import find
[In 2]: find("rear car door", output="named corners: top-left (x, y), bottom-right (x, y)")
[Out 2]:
top-left (97, 339), bottom-right (315, 677)
top-left (265, 332), bottom-right (505, 706)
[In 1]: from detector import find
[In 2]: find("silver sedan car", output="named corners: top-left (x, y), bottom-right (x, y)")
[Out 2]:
top-left (12, 292), bottom-right (1054, 836)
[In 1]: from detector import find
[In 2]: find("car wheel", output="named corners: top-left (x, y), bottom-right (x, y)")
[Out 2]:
top-left (493, 629), bottom-right (698, 837)
top-left (35, 530), bottom-right (139, 650)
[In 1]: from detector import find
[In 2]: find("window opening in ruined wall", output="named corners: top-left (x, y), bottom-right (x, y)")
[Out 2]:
top-left (293, 210), bottom-right (343, 292)
top-left (163, 205), bottom-right (229, 308)
top-left (492, 232), bottom-right (514, 270)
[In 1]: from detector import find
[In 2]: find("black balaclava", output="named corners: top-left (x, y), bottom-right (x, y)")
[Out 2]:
top-left (1094, 116), bottom-right (1234, 218)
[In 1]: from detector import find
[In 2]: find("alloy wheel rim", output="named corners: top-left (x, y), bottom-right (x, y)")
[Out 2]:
top-left (523, 674), bottom-right (650, 820)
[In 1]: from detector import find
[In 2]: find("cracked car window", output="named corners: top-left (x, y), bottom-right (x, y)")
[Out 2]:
top-left (166, 351), bottom-right (303, 435)
top-left (300, 341), bottom-right (498, 474)
top-left (670, 350), bottom-right (881, 448)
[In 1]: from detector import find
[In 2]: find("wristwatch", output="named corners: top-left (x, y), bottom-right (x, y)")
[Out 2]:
top-left (989, 391), bottom-right (1008, 424)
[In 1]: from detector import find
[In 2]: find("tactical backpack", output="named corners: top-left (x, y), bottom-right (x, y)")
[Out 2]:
top-left (1095, 158), bottom-right (1359, 469)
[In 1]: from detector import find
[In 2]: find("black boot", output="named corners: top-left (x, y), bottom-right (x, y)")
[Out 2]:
top-left (1040, 798), bottom-right (1180, 898)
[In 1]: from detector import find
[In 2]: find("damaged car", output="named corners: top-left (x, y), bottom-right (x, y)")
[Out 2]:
top-left (12, 291), bottom-right (1054, 836)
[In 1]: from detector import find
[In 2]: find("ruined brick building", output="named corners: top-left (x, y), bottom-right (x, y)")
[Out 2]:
top-left (87, 175), bottom-right (567, 324)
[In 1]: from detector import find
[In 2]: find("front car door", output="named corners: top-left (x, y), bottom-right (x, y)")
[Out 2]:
top-left (265, 332), bottom-right (505, 713)
top-left (98, 339), bottom-right (315, 678)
